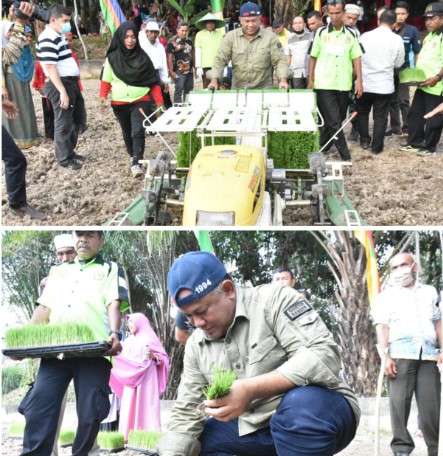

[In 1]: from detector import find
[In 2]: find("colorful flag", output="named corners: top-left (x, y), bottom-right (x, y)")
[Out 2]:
top-left (354, 230), bottom-right (381, 307)
top-left (194, 231), bottom-right (214, 253)
top-left (314, 0), bottom-right (322, 12)
top-left (99, 0), bottom-right (126, 35)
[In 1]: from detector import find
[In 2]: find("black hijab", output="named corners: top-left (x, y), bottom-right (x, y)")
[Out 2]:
top-left (106, 21), bottom-right (158, 87)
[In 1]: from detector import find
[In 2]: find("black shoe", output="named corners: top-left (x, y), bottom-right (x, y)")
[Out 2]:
top-left (349, 126), bottom-right (359, 141)
top-left (72, 153), bottom-right (86, 162)
top-left (360, 142), bottom-right (370, 150)
top-left (10, 204), bottom-right (47, 220)
top-left (385, 128), bottom-right (402, 136)
top-left (61, 159), bottom-right (82, 170)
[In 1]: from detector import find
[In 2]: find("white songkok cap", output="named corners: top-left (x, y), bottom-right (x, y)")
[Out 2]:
top-left (345, 4), bottom-right (360, 15)
top-left (54, 234), bottom-right (75, 250)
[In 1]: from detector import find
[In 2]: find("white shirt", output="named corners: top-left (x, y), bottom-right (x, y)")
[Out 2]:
top-left (373, 282), bottom-right (440, 360)
top-left (360, 25), bottom-right (405, 94)
top-left (138, 32), bottom-right (168, 83)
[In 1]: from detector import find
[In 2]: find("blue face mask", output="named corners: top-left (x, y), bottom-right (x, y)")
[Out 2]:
top-left (61, 23), bottom-right (71, 35)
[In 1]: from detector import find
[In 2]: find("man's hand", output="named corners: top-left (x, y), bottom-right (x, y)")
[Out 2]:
top-left (385, 355), bottom-right (397, 379)
top-left (59, 89), bottom-right (70, 109)
top-left (307, 78), bottom-right (314, 90)
top-left (99, 96), bottom-right (107, 106)
top-left (208, 78), bottom-right (219, 91)
top-left (2, 86), bottom-right (9, 100)
top-left (355, 78), bottom-right (363, 98)
top-left (106, 333), bottom-right (122, 356)
top-left (421, 75), bottom-right (441, 88)
top-left (2, 99), bottom-right (19, 119)
top-left (203, 379), bottom-right (254, 422)
top-left (195, 67), bottom-right (203, 79)
top-left (424, 103), bottom-right (443, 119)
top-left (11, 2), bottom-right (35, 24)
top-left (278, 78), bottom-right (289, 90)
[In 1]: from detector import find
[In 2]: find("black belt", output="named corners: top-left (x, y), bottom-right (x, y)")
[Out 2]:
top-left (60, 76), bottom-right (79, 81)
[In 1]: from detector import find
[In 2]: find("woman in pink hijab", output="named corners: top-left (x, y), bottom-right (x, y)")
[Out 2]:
top-left (109, 313), bottom-right (169, 441)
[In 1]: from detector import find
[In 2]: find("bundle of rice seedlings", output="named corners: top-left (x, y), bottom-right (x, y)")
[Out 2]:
top-left (2, 365), bottom-right (25, 394)
top-left (59, 429), bottom-right (75, 446)
top-left (4, 323), bottom-right (96, 349)
top-left (97, 431), bottom-right (125, 450)
top-left (399, 67), bottom-right (427, 84)
top-left (127, 430), bottom-right (164, 450)
top-left (9, 422), bottom-right (25, 437)
top-left (203, 366), bottom-right (237, 400)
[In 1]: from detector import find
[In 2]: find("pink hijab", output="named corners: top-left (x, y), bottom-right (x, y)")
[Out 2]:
top-left (109, 313), bottom-right (169, 398)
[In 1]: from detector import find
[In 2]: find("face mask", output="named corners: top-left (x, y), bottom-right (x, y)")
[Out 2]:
top-left (61, 23), bottom-right (71, 35)
top-left (391, 263), bottom-right (415, 287)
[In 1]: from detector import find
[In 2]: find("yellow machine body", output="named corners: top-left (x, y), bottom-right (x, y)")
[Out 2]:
top-left (182, 145), bottom-right (266, 226)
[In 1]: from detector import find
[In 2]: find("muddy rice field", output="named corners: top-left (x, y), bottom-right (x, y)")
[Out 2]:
top-left (2, 79), bottom-right (442, 227)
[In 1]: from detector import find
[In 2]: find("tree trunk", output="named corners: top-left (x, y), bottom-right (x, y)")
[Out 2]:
top-left (321, 231), bottom-right (378, 397)
top-left (88, 0), bottom-right (100, 34)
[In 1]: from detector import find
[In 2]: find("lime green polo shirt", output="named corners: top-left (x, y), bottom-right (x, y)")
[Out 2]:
top-left (38, 255), bottom-right (129, 341)
top-left (417, 29), bottom-right (443, 96)
top-left (310, 24), bottom-right (362, 91)
top-left (194, 29), bottom-right (223, 68)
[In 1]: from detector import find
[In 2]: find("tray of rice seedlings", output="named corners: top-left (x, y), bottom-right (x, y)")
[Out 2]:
top-left (9, 422), bottom-right (25, 439)
top-left (399, 67), bottom-right (427, 86)
top-left (125, 430), bottom-right (163, 454)
top-left (97, 431), bottom-right (125, 453)
top-left (2, 323), bottom-right (110, 360)
top-left (203, 366), bottom-right (237, 400)
top-left (59, 429), bottom-right (75, 447)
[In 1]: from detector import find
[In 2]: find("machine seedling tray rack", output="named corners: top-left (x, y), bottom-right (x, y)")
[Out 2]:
top-left (2, 341), bottom-right (110, 360)
top-left (124, 445), bottom-right (158, 455)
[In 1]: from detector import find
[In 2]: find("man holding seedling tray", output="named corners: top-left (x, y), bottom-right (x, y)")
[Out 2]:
top-left (158, 251), bottom-right (360, 456)
top-left (19, 230), bottom-right (129, 456)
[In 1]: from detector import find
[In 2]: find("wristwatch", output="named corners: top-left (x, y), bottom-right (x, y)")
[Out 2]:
top-left (108, 329), bottom-right (122, 341)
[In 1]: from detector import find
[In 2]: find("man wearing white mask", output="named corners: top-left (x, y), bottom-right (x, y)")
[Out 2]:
top-left (373, 252), bottom-right (442, 456)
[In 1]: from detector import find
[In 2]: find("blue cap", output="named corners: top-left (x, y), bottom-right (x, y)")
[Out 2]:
top-left (240, 2), bottom-right (261, 17)
top-left (167, 251), bottom-right (227, 308)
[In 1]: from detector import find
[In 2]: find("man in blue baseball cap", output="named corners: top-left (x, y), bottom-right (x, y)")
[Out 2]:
top-left (158, 251), bottom-right (360, 456)
top-left (208, 2), bottom-right (289, 90)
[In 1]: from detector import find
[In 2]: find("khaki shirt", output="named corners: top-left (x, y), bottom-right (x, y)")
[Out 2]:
top-left (208, 27), bottom-right (288, 89)
top-left (157, 284), bottom-right (360, 456)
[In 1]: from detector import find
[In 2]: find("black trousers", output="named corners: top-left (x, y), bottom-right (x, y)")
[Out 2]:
top-left (41, 96), bottom-right (54, 140)
top-left (389, 76), bottom-right (410, 131)
top-left (2, 125), bottom-right (27, 208)
top-left (112, 98), bottom-right (156, 166)
top-left (316, 89), bottom-right (351, 160)
top-left (407, 89), bottom-right (443, 151)
top-left (356, 92), bottom-right (392, 153)
top-left (20, 357), bottom-right (112, 456)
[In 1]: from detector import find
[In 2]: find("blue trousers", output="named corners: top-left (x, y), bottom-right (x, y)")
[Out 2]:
top-left (199, 385), bottom-right (357, 456)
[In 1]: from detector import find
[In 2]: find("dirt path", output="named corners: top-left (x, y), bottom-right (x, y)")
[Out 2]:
top-left (2, 79), bottom-right (442, 226)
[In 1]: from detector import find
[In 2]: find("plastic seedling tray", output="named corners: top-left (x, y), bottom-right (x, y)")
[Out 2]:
top-left (124, 446), bottom-right (158, 455)
top-left (2, 340), bottom-right (110, 360)
top-left (100, 447), bottom-right (125, 454)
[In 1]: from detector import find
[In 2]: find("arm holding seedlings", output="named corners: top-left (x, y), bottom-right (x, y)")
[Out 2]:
top-left (204, 370), bottom-right (295, 422)
top-left (30, 304), bottom-right (50, 324)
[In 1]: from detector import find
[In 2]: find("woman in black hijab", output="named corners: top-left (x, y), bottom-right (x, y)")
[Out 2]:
top-left (100, 22), bottom-right (159, 178)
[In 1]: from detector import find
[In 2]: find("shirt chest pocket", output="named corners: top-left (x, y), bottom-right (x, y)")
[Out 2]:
top-left (248, 333), bottom-right (287, 375)
top-left (232, 49), bottom-right (246, 67)
top-left (254, 47), bottom-right (271, 69)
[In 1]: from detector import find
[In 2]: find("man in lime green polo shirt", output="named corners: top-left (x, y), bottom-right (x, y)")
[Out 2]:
top-left (194, 13), bottom-right (225, 89)
top-left (308, 0), bottom-right (362, 161)
top-left (400, 2), bottom-right (443, 155)
top-left (21, 231), bottom-right (129, 456)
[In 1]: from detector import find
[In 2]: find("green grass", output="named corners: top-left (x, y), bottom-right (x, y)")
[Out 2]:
top-left (2, 365), bottom-right (24, 395)
top-left (127, 430), bottom-right (164, 450)
top-left (4, 323), bottom-right (96, 348)
top-left (59, 429), bottom-right (75, 445)
top-left (203, 366), bottom-right (237, 400)
top-left (97, 431), bottom-right (125, 449)
top-left (9, 422), bottom-right (25, 437)
top-left (399, 67), bottom-right (427, 84)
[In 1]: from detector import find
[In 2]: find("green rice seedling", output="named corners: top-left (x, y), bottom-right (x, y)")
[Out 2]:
top-left (2, 365), bottom-right (24, 395)
top-left (97, 431), bottom-right (125, 450)
top-left (4, 323), bottom-right (96, 349)
top-left (203, 366), bottom-right (237, 400)
top-left (58, 429), bottom-right (75, 445)
top-left (9, 422), bottom-right (25, 437)
top-left (399, 67), bottom-right (427, 84)
top-left (127, 430), bottom-right (164, 450)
